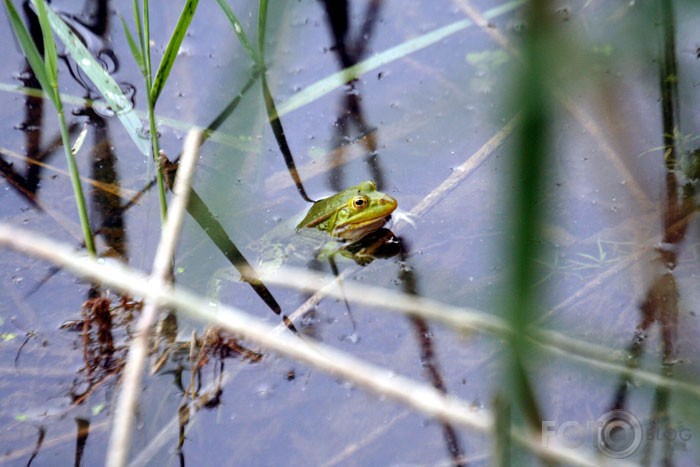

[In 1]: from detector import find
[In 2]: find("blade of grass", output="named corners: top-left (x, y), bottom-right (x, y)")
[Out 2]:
top-left (504, 0), bottom-right (551, 442)
top-left (132, 0), bottom-right (144, 57)
top-left (261, 74), bottom-right (314, 202)
top-left (36, 0), bottom-right (96, 256)
top-left (161, 71), bottom-right (290, 321)
top-left (33, 0), bottom-right (57, 90)
top-left (120, 16), bottom-right (146, 76)
top-left (4, 0), bottom-right (53, 104)
top-left (150, 0), bottom-right (199, 103)
top-left (185, 189), bottom-right (288, 319)
top-left (41, 3), bottom-right (150, 156)
top-left (140, 0), bottom-right (152, 86)
top-left (257, 0), bottom-right (268, 58)
top-left (215, 0), bottom-right (261, 67)
top-left (256, 0), bottom-right (313, 201)
top-left (201, 69), bottom-right (260, 139)
top-left (136, 0), bottom-right (171, 221)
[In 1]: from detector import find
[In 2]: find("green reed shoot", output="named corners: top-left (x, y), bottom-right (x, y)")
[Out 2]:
top-left (257, 0), bottom-right (269, 59)
top-left (121, 0), bottom-right (200, 222)
top-left (503, 0), bottom-right (558, 455)
top-left (4, 0), bottom-right (96, 256)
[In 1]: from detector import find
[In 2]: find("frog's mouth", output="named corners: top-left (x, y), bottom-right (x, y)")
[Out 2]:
top-left (333, 216), bottom-right (390, 242)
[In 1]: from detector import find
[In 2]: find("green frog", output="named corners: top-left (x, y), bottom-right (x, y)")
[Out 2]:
top-left (249, 181), bottom-right (397, 268)
top-left (209, 181), bottom-right (399, 301)
top-left (296, 180), bottom-right (397, 242)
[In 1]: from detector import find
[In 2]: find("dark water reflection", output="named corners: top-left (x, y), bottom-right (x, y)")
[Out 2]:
top-left (1, 0), bottom-right (700, 465)
top-left (319, 0), bottom-right (386, 192)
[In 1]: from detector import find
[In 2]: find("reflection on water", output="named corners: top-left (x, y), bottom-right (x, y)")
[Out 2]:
top-left (2, 0), bottom-right (700, 465)
top-left (399, 240), bottom-right (466, 466)
top-left (1, 4), bottom-right (49, 208)
top-left (604, 3), bottom-right (695, 463)
top-left (319, 0), bottom-right (386, 191)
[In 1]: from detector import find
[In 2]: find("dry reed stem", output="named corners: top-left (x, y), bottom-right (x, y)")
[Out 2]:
top-left (106, 129), bottom-right (203, 467)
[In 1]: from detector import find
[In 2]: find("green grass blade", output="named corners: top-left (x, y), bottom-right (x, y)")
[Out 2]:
top-left (186, 189), bottom-right (285, 317)
top-left (142, 0), bottom-right (154, 90)
top-left (58, 112), bottom-right (96, 256)
top-left (132, 0), bottom-right (144, 55)
top-left (150, 0), bottom-right (199, 103)
top-left (120, 16), bottom-right (146, 77)
top-left (32, 0), bottom-right (58, 88)
top-left (3, 0), bottom-right (54, 105)
top-left (215, 0), bottom-right (261, 66)
top-left (261, 74), bottom-right (313, 202)
top-left (257, 0), bottom-right (268, 58)
top-left (503, 0), bottom-right (553, 439)
top-left (42, 4), bottom-right (150, 155)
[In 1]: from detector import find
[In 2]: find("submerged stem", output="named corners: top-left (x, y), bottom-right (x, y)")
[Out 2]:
top-left (148, 100), bottom-right (168, 221)
top-left (139, 0), bottom-right (168, 221)
top-left (56, 104), bottom-right (95, 256)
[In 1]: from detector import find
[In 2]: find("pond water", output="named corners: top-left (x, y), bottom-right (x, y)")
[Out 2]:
top-left (1, 0), bottom-right (700, 465)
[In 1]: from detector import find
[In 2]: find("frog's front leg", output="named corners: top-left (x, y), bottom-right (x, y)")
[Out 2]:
top-left (207, 267), bottom-right (239, 302)
top-left (316, 240), bottom-right (345, 262)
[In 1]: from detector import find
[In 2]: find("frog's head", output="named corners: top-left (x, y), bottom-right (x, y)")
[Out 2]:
top-left (331, 181), bottom-right (397, 241)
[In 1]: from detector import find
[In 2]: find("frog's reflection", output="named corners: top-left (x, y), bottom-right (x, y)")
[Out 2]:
top-left (300, 228), bottom-right (400, 341)
top-left (336, 227), bottom-right (401, 265)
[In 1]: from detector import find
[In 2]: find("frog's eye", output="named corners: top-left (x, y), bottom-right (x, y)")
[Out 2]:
top-left (349, 196), bottom-right (369, 210)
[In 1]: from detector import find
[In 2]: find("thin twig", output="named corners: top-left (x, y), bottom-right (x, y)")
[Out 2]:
top-left (406, 113), bottom-right (519, 220)
top-left (264, 266), bottom-right (508, 335)
top-left (105, 129), bottom-right (203, 467)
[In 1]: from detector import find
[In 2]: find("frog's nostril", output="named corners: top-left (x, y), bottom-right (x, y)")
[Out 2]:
top-left (381, 196), bottom-right (398, 209)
